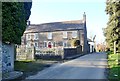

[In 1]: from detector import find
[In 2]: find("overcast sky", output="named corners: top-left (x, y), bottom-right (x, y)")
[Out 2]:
top-left (29, 0), bottom-right (109, 44)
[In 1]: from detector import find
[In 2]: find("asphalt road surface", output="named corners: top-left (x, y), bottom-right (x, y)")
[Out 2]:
top-left (26, 52), bottom-right (107, 79)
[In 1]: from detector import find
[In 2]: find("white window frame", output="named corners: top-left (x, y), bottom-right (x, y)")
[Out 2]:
top-left (27, 34), bottom-right (31, 40)
top-left (34, 33), bottom-right (39, 40)
top-left (34, 42), bottom-right (38, 47)
top-left (72, 31), bottom-right (77, 38)
top-left (53, 42), bottom-right (56, 47)
top-left (63, 41), bottom-right (67, 47)
top-left (47, 32), bottom-right (52, 39)
top-left (43, 41), bottom-right (47, 48)
top-left (63, 31), bottom-right (67, 38)
top-left (27, 42), bottom-right (31, 47)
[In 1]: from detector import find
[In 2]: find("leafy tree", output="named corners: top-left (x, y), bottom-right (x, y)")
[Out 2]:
top-left (104, 0), bottom-right (120, 52)
top-left (2, 2), bottom-right (32, 44)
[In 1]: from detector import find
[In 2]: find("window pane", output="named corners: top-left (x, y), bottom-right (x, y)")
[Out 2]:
top-left (53, 42), bottom-right (56, 47)
top-left (34, 42), bottom-right (38, 47)
top-left (63, 41), bottom-right (67, 47)
top-left (48, 32), bottom-right (52, 39)
top-left (39, 41), bottom-right (44, 48)
top-left (34, 33), bottom-right (39, 40)
top-left (63, 31), bottom-right (67, 38)
top-left (72, 31), bottom-right (77, 38)
top-left (58, 41), bottom-right (63, 46)
top-left (27, 34), bottom-right (31, 40)
top-left (44, 42), bottom-right (47, 48)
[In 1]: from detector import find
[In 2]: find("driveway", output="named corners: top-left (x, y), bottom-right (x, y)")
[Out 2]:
top-left (26, 52), bottom-right (107, 79)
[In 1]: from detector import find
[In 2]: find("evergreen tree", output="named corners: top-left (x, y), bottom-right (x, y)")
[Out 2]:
top-left (2, 2), bottom-right (32, 44)
top-left (104, 0), bottom-right (120, 52)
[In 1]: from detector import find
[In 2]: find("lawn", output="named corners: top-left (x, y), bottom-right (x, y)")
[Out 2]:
top-left (107, 52), bottom-right (120, 81)
top-left (14, 59), bottom-right (59, 80)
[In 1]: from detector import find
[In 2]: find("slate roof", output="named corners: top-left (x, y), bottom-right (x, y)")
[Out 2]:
top-left (24, 20), bottom-right (84, 33)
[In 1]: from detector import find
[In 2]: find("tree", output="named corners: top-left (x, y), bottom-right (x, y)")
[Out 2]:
top-left (104, 0), bottom-right (120, 52)
top-left (2, 2), bottom-right (32, 44)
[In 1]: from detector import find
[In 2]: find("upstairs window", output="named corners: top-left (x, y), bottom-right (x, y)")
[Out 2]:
top-left (72, 31), bottom-right (77, 38)
top-left (34, 33), bottom-right (39, 40)
top-left (27, 34), bottom-right (31, 40)
top-left (63, 31), bottom-right (67, 38)
top-left (47, 32), bottom-right (52, 39)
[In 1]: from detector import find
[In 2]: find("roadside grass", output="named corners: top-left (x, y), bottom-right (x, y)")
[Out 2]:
top-left (14, 55), bottom-right (84, 80)
top-left (107, 52), bottom-right (120, 81)
top-left (15, 61), bottom-right (44, 72)
top-left (14, 59), bottom-right (60, 80)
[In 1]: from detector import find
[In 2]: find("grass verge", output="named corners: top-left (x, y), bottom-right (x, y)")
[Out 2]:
top-left (14, 59), bottom-right (59, 80)
top-left (107, 52), bottom-right (120, 81)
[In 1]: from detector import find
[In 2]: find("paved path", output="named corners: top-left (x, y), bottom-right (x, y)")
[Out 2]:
top-left (26, 52), bottom-right (107, 79)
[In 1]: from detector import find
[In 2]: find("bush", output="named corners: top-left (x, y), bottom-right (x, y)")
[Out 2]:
top-left (71, 39), bottom-right (80, 47)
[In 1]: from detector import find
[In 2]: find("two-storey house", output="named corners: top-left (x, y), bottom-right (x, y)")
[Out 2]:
top-left (21, 12), bottom-right (89, 53)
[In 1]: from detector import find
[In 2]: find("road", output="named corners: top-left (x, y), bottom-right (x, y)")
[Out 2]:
top-left (26, 52), bottom-right (107, 79)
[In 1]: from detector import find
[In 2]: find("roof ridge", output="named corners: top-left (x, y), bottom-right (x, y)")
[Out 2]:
top-left (30, 19), bottom-right (83, 25)
top-left (62, 20), bottom-right (83, 24)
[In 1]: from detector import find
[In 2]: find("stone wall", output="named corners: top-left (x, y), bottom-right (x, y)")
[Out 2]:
top-left (2, 44), bottom-right (14, 73)
top-left (64, 46), bottom-right (82, 59)
top-left (77, 46), bottom-right (82, 54)
top-left (16, 45), bottom-right (83, 60)
top-left (0, 42), bottom-right (2, 80)
top-left (16, 45), bottom-right (35, 61)
top-left (64, 48), bottom-right (77, 57)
